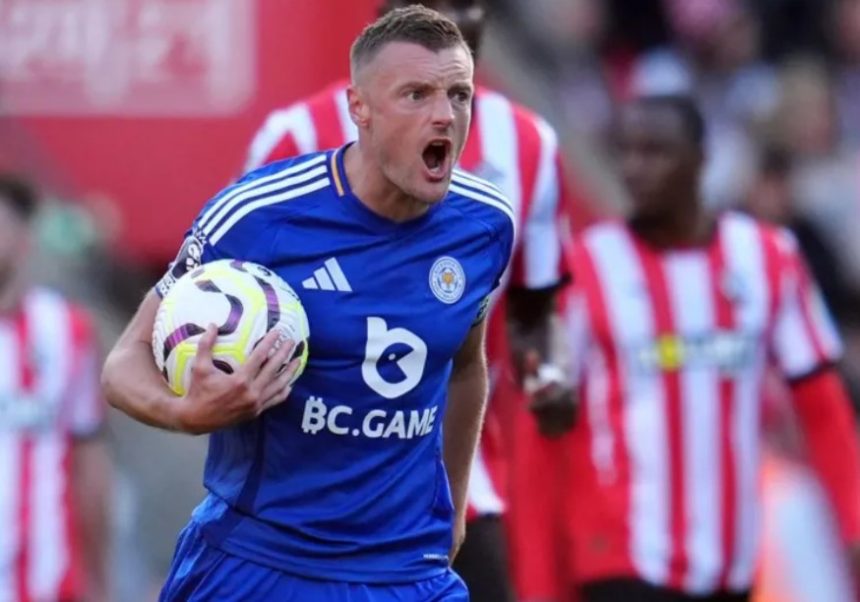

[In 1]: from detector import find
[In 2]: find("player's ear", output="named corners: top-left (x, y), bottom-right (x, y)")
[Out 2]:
top-left (347, 86), bottom-right (370, 129)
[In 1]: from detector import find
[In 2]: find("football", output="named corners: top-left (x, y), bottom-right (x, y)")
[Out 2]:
top-left (152, 259), bottom-right (310, 396)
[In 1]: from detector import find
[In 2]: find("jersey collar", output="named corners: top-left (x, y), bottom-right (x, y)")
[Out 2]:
top-left (329, 142), bottom-right (444, 234)
top-left (329, 143), bottom-right (351, 198)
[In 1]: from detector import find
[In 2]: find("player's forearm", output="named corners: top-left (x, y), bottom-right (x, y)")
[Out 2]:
top-left (101, 340), bottom-right (180, 431)
top-left (508, 287), bottom-right (560, 371)
top-left (516, 321), bottom-right (553, 371)
top-left (443, 356), bottom-right (488, 523)
top-left (791, 369), bottom-right (860, 543)
top-left (102, 291), bottom-right (181, 430)
top-left (509, 304), bottom-right (552, 361)
top-left (73, 439), bottom-right (111, 602)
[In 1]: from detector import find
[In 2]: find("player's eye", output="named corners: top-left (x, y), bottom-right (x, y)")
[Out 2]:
top-left (407, 89), bottom-right (425, 101)
top-left (451, 89), bottom-right (472, 104)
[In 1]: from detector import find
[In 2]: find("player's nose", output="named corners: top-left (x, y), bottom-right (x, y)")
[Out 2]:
top-left (430, 94), bottom-right (455, 129)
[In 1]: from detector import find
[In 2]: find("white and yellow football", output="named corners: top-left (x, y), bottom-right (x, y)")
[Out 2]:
top-left (152, 259), bottom-right (310, 396)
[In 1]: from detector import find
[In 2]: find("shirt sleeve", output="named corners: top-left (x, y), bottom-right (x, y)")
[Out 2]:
top-left (244, 103), bottom-right (316, 174)
top-left (563, 280), bottom-right (591, 387)
top-left (769, 230), bottom-right (842, 380)
top-left (473, 209), bottom-right (516, 326)
top-left (790, 369), bottom-right (860, 543)
top-left (508, 118), bottom-right (569, 290)
top-left (245, 124), bottom-right (300, 173)
top-left (155, 172), bottom-right (275, 298)
top-left (64, 307), bottom-right (104, 438)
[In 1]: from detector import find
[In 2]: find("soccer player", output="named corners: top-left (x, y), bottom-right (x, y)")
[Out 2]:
top-left (0, 175), bottom-right (110, 602)
top-left (245, 2), bottom-right (575, 599)
top-left (102, 7), bottom-right (514, 601)
top-left (563, 96), bottom-right (860, 602)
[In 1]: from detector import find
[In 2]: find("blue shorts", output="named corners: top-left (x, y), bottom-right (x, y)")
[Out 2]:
top-left (160, 522), bottom-right (469, 601)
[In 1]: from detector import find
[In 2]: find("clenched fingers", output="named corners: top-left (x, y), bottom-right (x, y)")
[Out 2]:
top-left (257, 337), bottom-right (297, 384)
top-left (259, 357), bottom-right (303, 412)
top-left (244, 329), bottom-right (283, 374)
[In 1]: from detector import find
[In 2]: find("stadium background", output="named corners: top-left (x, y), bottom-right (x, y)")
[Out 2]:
top-left (3, 0), bottom-right (860, 599)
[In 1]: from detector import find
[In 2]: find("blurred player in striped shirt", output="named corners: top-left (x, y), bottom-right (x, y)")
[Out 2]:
top-left (244, 2), bottom-right (576, 600)
top-left (563, 96), bottom-right (860, 602)
top-left (0, 175), bottom-right (110, 602)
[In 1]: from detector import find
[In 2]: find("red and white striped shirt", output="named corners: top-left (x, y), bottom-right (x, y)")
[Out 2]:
top-left (0, 288), bottom-right (103, 602)
top-left (564, 213), bottom-right (841, 595)
top-left (245, 80), bottom-right (570, 518)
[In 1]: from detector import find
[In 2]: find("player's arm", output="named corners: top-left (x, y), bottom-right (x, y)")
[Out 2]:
top-left (102, 193), bottom-right (301, 433)
top-left (444, 318), bottom-right (490, 561)
top-left (64, 312), bottom-right (111, 602)
top-left (506, 130), bottom-right (567, 364)
top-left (103, 288), bottom-right (299, 434)
top-left (770, 233), bottom-right (860, 546)
top-left (101, 291), bottom-right (181, 429)
top-left (790, 370), bottom-right (860, 544)
top-left (508, 285), bottom-right (575, 437)
top-left (508, 128), bottom-right (575, 436)
top-left (507, 286), bottom-right (555, 362)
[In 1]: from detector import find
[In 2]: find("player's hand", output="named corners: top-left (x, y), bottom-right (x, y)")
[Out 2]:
top-left (523, 350), bottom-right (577, 438)
top-left (174, 325), bottom-right (302, 434)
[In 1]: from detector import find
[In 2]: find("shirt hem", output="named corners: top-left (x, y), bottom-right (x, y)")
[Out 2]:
top-left (201, 527), bottom-right (450, 584)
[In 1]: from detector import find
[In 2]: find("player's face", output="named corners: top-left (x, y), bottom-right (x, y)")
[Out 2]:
top-left (617, 105), bottom-right (701, 220)
top-left (360, 41), bottom-right (474, 205)
top-left (385, 1), bottom-right (486, 57)
top-left (0, 199), bottom-right (30, 288)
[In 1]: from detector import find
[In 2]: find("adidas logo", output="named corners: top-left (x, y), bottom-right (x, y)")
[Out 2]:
top-left (302, 258), bottom-right (353, 292)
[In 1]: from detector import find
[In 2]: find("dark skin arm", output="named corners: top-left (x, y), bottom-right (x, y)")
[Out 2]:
top-left (507, 286), bottom-right (576, 437)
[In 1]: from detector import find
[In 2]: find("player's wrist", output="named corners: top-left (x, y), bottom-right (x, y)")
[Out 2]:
top-left (158, 393), bottom-right (192, 433)
top-left (523, 362), bottom-right (566, 395)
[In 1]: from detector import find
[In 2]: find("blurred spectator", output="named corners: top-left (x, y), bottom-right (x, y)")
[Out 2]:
top-left (504, 0), bottom-right (777, 208)
top-left (0, 174), bottom-right (111, 602)
top-left (744, 144), bottom-right (860, 406)
top-left (757, 0), bottom-right (830, 61)
top-left (830, 0), bottom-right (860, 149)
top-left (528, 0), bottom-right (616, 142)
top-left (744, 146), bottom-right (859, 323)
top-left (564, 95), bottom-right (860, 602)
top-left (662, 0), bottom-right (779, 208)
top-left (769, 59), bottom-right (860, 299)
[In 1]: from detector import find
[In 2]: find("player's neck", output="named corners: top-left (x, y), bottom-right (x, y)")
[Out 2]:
top-left (629, 198), bottom-right (715, 250)
top-left (343, 144), bottom-right (430, 223)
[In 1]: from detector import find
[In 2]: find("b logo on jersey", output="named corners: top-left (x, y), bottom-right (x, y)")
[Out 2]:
top-left (429, 256), bottom-right (466, 304)
top-left (362, 317), bottom-right (428, 399)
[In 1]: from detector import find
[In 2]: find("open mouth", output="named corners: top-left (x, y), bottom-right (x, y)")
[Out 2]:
top-left (422, 140), bottom-right (451, 179)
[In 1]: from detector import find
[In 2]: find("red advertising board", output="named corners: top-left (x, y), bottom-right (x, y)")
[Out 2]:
top-left (1, 0), bottom-right (377, 264)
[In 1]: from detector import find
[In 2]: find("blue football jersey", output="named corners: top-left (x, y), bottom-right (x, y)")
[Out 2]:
top-left (156, 145), bottom-right (515, 582)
